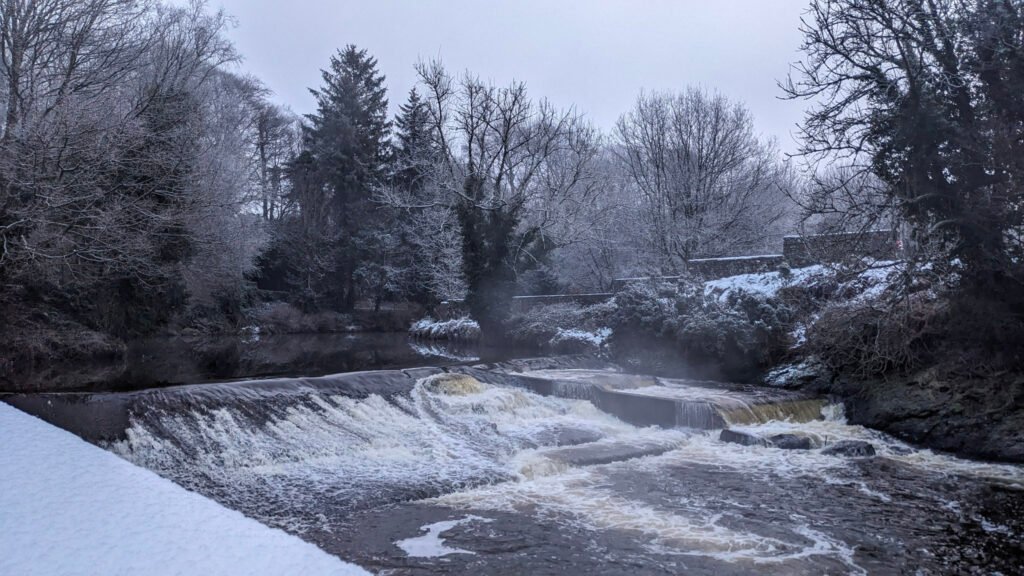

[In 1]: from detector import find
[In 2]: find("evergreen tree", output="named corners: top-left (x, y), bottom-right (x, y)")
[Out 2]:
top-left (393, 87), bottom-right (434, 192)
top-left (305, 45), bottom-right (391, 310)
top-left (388, 88), bottom-right (443, 308)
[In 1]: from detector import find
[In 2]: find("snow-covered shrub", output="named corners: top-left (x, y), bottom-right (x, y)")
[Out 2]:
top-left (607, 279), bottom-right (793, 380)
top-left (409, 317), bottom-right (481, 341)
top-left (253, 302), bottom-right (353, 334)
top-left (786, 261), bottom-right (1000, 377)
top-left (504, 301), bottom-right (615, 352)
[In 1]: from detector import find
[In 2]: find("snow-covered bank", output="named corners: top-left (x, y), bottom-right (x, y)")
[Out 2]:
top-left (0, 403), bottom-right (368, 576)
top-left (409, 316), bottom-right (481, 340)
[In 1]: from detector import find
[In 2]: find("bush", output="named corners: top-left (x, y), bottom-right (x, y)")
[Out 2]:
top-left (807, 280), bottom-right (1024, 378)
top-left (504, 301), bottom-right (615, 352)
top-left (409, 317), bottom-right (481, 341)
top-left (606, 279), bottom-right (793, 381)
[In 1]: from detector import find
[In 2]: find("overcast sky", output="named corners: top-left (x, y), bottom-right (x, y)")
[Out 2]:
top-left (206, 0), bottom-right (812, 152)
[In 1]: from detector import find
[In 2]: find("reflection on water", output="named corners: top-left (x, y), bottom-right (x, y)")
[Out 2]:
top-left (15, 332), bottom-right (529, 392)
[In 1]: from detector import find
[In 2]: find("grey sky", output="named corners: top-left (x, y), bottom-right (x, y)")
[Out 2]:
top-left (209, 0), bottom-right (811, 151)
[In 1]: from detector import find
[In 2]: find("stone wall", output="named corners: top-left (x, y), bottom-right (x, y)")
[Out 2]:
top-left (783, 230), bottom-right (897, 267)
top-left (686, 254), bottom-right (786, 280)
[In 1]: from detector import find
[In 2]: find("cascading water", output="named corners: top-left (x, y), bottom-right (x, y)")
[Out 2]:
top-left (92, 367), bottom-right (1024, 574)
top-left (108, 373), bottom-right (657, 534)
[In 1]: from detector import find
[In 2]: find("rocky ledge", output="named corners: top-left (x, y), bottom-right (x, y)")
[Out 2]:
top-left (768, 359), bottom-right (1024, 464)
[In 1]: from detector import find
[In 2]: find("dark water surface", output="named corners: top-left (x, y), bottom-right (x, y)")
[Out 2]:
top-left (8, 356), bottom-right (1024, 574)
top-left (10, 332), bottom-right (531, 392)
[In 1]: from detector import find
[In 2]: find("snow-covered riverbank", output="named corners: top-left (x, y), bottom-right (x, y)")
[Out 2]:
top-left (0, 403), bottom-right (368, 576)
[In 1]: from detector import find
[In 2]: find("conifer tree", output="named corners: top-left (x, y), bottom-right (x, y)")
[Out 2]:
top-left (305, 45), bottom-right (391, 310)
top-left (393, 88), bottom-right (434, 193)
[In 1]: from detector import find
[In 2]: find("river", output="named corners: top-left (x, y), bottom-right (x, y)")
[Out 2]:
top-left (5, 352), bottom-right (1024, 574)
top-left (9, 332), bottom-right (532, 392)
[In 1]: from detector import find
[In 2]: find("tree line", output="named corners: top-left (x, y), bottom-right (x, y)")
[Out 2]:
top-left (0, 0), bottom-right (794, 339)
top-left (3, 0), bottom-right (1019, 352)
top-left (251, 53), bottom-right (797, 332)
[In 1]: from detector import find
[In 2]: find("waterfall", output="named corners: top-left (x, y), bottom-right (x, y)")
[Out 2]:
top-left (107, 374), bottom-right (648, 534)
top-left (717, 399), bottom-right (827, 426)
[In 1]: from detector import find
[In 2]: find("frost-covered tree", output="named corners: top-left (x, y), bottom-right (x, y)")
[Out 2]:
top-left (305, 44), bottom-right (391, 310)
top-left (0, 0), bottom-right (276, 337)
top-left (784, 0), bottom-right (1024, 295)
top-left (253, 100), bottom-right (301, 222)
top-left (615, 88), bottom-right (791, 273)
top-left (381, 60), bottom-right (600, 332)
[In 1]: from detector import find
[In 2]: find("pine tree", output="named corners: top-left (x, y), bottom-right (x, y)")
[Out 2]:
top-left (393, 87), bottom-right (434, 192)
top-left (305, 45), bottom-right (391, 310)
top-left (388, 88), bottom-right (442, 308)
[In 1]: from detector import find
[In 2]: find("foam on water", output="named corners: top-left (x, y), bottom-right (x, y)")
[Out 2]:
top-left (395, 515), bottom-right (492, 557)
top-left (109, 375), bottom-right (653, 533)
top-left (427, 399), bottom-right (1024, 571)
top-left (106, 369), bottom-right (1024, 572)
top-left (430, 464), bottom-right (866, 572)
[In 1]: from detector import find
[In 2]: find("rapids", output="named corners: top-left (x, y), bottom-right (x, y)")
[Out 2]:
top-left (34, 363), bottom-right (1024, 574)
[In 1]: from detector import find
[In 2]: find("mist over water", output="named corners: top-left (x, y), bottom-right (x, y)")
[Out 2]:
top-left (102, 369), bottom-right (1024, 573)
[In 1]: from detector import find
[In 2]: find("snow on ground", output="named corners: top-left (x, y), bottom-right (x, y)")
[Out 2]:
top-left (0, 403), bottom-right (368, 576)
top-left (409, 316), bottom-right (481, 340)
top-left (703, 264), bottom-right (830, 302)
top-left (550, 327), bottom-right (611, 348)
top-left (703, 262), bottom-right (901, 304)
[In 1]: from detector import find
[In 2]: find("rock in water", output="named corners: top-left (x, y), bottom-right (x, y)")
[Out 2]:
top-left (719, 429), bottom-right (769, 447)
top-left (769, 434), bottom-right (812, 450)
top-left (822, 440), bottom-right (876, 457)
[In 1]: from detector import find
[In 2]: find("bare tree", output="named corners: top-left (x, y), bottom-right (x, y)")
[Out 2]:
top-left (615, 88), bottom-right (791, 273)
top-left (0, 0), bottom-right (269, 333)
top-left (252, 100), bottom-right (300, 222)
top-left (782, 0), bottom-right (1024, 291)
top-left (381, 60), bottom-right (601, 329)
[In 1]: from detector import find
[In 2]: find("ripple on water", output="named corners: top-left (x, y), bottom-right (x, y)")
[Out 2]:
top-left (106, 372), bottom-right (1024, 574)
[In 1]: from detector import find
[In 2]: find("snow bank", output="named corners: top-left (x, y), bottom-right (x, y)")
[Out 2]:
top-left (0, 403), bottom-right (368, 576)
top-left (703, 262), bottom-right (902, 303)
top-left (550, 327), bottom-right (611, 348)
top-left (409, 316), bottom-right (481, 341)
top-left (703, 264), bottom-right (830, 302)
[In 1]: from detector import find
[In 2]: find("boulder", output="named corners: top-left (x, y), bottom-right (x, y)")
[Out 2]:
top-left (719, 429), bottom-right (769, 447)
top-left (763, 358), bottom-right (833, 392)
top-left (822, 440), bottom-right (876, 457)
top-left (769, 434), bottom-right (812, 450)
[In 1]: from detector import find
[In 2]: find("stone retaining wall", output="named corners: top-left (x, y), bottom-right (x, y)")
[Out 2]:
top-left (783, 230), bottom-right (897, 267)
top-left (687, 254), bottom-right (786, 280)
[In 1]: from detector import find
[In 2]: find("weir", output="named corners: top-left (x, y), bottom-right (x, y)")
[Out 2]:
top-left (4, 357), bottom-right (824, 446)
top-left (6, 356), bottom-right (1023, 575)
top-left (2, 368), bottom-right (441, 442)
top-left (511, 370), bottom-right (825, 430)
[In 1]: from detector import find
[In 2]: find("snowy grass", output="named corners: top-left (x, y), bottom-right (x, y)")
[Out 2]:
top-left (409, 316), bottom-right (482, 341)
top-left (703, 264), bottom-right (831, 302)
top-left (550, 327), bottom-right (612, 348)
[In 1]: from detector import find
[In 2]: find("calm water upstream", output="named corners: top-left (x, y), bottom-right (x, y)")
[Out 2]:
top-left (9, 332), bottom-right (531, 392)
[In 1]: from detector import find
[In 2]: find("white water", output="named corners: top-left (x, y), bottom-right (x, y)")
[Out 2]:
top-left (110, 373), bottom-right (655, 533)
top-left (109, 371), bottom-right (1024, 572)
top-left (426, 397), bottom-right (1024, 572)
